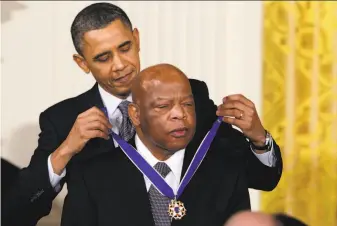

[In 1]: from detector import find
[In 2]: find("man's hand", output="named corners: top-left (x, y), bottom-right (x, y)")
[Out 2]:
top-left (51, 107), bottom-right (112, 174)
top-left (216, 94), bottom-right (266, 149)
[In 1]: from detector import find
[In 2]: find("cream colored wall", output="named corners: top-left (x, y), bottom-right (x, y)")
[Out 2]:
top-left (1, 1), bottom-right (263, 225)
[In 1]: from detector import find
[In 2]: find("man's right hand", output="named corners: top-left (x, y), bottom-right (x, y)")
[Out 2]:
top-left (51, 107), bottom-right (112, 175)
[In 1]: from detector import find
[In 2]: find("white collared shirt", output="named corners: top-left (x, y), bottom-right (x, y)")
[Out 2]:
top-left (98, 85), bottom-right (132, 147)
top-left (135, 135), bottom-right (185, 192)
top-left (47, 84), bottom-right (276, 191)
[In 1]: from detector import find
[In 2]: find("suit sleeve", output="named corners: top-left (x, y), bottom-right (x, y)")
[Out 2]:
top-left (2, 111), bottom-right (64, 226)
top-left (229, 128), bottom-right (282, 191)
top-left (190, 79), bottom-right (283, 191)
top-left (61, 163), bottom-right (96, 226)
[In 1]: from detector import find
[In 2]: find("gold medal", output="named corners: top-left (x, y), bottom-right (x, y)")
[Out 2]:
top-left (168, 199), bottom-right (187, 220)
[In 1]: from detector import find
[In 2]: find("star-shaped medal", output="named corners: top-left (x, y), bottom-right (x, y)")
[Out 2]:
top-left (168, 199), bottom-right (187, 220)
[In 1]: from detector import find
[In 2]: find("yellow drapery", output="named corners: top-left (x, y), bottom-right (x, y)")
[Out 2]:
top-left (261, 2), bottom-right (337, 226)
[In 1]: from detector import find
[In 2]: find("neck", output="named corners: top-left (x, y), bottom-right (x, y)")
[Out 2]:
top-left (99, 83), bottom-right (130, 100)
top-left (137, 132), bottom-right (173, 161)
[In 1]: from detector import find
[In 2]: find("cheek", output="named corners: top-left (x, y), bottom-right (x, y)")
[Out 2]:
top-left (90, 64), bottom-right (111, 80)
top-left (143, 115), bottom-right (168, 137)
top-left (126, 50), bottom-right (140, 70)
top-left (148, 117), bottom-right (167, 131)
top-left (186, 109), bottom-right (196, 123)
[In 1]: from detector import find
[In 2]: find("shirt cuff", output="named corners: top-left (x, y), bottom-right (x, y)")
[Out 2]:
top-left (250, 140), bottom-right (276, 167)
top-left (47, 154), bottom-right (66, 192)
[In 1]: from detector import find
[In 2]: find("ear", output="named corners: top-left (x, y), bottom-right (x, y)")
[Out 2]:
top-left (132, 28), bottom-right (140, 52)
top-left (73, 54), bottom-right (90, 74)
top-left (128, 103), bottom-right (140, 127)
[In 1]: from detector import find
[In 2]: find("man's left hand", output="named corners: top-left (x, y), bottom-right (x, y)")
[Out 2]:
top-left (216, 94), bottom-right (266, 148)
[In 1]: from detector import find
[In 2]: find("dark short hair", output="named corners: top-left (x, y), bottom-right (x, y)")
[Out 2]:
top-left (71, 2), bottom-right (133, 56)
top-left (273, 213), bottom-right (308, 226)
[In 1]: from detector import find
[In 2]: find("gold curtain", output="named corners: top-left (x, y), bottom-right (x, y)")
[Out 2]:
top-left (261, 2), bottom-right (337, 226)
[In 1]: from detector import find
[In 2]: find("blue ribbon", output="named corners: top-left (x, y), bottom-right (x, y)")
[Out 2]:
top-left (102, 107), bottom-right (222, 199)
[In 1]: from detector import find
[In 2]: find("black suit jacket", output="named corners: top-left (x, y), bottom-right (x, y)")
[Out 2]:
top-left (61, 135), bottom-right (251, 226)
top-left (2, 80), bottom-right (282, 226)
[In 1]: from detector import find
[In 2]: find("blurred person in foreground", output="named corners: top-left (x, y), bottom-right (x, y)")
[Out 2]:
top-left (224, 211), bottom-right (308, 226)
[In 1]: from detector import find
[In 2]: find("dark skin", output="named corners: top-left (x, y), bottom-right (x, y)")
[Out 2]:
top-left (74, 19), bottom-right (141, 98)
top-left (128, 64), bottom-right (196, 160)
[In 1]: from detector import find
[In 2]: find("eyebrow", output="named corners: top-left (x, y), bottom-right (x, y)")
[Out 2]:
top-left (92, 40), bottom-right (132, 61)
top-left (118, 40), bottom-right (131, 49)
top-left (155, 94), bottom-right (194, 100)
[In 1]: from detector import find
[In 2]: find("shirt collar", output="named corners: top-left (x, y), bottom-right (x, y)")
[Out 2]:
top-left (98, 84), bottom-right (132, 115)
top-left (135, 134), bottom-right (185, 181)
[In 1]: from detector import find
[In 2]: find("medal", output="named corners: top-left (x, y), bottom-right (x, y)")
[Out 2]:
top-left (102, 107), bottom-right (222, 220)
top-left (168, 199), bottom-right (187, 220)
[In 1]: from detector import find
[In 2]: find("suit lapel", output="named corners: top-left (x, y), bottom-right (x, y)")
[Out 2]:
top-left (181, 138), bottom-right (197, 179)
top-left (102, 137), bottom-right (155, 225)
top-left (173, 134), bottom-right (211, 226)
top-left (181, 129), bottom-right (207, 178)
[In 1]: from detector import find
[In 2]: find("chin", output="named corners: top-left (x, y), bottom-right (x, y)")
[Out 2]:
top-left (116, 88), bottom-right (132, 98)
top-left (166, 143), bottom-right (189, 152)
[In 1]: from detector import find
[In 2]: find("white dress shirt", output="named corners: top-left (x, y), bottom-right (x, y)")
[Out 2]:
top-left (47, 84), bottom-right (276, 191)
top-left (135, 135), bottom-right (184, 192)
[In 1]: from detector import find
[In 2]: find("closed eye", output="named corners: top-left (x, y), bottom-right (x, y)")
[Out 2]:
top-left (93, 52), bottom-right (111, 62)
top-left (157, 105), bottom-right (168, 109)
top-left (96, 55), bottom-right (109, 62)
top-left (119, 41), bottom-right (132, 53)
top-left (120, 43), bottom-right (131, 53)
top-left (183, 102), bottom-right (194, 107)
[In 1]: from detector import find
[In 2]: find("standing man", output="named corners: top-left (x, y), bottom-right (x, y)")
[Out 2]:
top-left (2, 2), bottom-right (282, 226)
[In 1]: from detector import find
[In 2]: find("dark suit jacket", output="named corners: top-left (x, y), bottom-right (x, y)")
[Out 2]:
top-left (2, 79), bottom-right (282, 226)
top-left (1, 159), bottom-right (20, 203)
top-left (61, 135), bottom-right (251, 226)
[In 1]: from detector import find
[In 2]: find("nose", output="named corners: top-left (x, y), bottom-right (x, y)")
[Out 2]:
top-left (112, 53), bottom-right (126, 71)
top-left (171, 104), bottom-right (186, 120)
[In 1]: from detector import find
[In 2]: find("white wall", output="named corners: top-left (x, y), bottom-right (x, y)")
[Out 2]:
top-left (1, 1), bottom-right (263, 225)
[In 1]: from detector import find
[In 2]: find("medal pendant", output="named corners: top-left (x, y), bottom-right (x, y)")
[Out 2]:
top-left (168, 199), bottom-right (186, 220)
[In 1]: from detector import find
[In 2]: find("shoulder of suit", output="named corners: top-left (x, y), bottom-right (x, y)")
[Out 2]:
top-left (41, 86), bottom-right (94, 120)
top-left (188, 78), bottom-right (210, 97)
top-left (188, 78), bottom-right (206, 89)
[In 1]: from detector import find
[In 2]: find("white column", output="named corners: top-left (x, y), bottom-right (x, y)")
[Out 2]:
top-left (221, 1), bottom-right (264, 211)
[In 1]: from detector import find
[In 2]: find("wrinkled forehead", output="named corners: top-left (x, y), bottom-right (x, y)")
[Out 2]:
top-left (141, 78), bottom-right (192, 102)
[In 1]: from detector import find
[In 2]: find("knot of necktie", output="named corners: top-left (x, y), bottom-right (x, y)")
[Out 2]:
top-left (154, 162), bottom-right (171, 178)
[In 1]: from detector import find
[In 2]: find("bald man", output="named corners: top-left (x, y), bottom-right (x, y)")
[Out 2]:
top-left (61, 64), bottom-right (251, 226)
top-left (224, 211), bottom-right (308, 226)
top-left (224, 211), bottom-right (277, 226)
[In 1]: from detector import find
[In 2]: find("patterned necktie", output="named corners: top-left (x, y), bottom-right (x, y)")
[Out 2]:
top-left (117, 100), bottom-right (136, 141)
top-left (148, 162), bottom-right (172, 226)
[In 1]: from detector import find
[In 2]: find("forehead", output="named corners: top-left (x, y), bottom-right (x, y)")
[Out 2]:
top-left (82, 20), bottom-right (133, 55)
top-left (143, 77), bottom-right (191, 100)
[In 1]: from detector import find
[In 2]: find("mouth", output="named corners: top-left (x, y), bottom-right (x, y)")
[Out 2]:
top-left (114, 71), bottom-right (133, 84)
top-left (170, 127), bottom-right (188, 138)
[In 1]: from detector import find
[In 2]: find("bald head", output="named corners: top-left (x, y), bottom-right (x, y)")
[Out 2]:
top-left (128, 63), bottom-right (196, 160)
top-left (224, 211), bottom-right (277, 226)
top-left (131, 63), bottom-right (190, 104)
